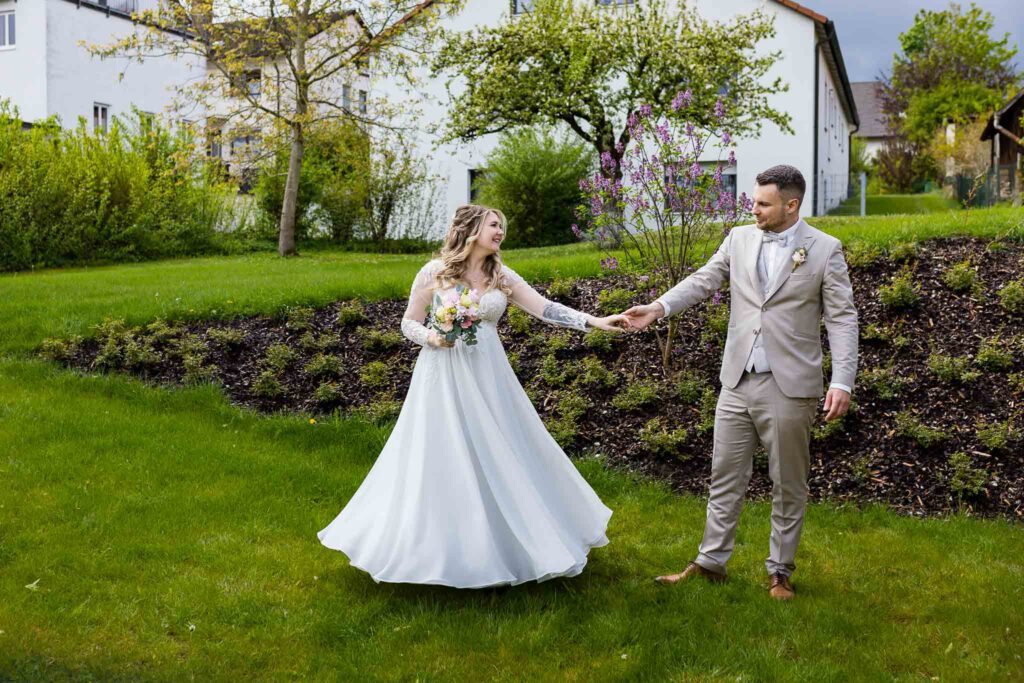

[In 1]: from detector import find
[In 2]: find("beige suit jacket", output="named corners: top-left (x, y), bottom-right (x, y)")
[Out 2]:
top-left (655, 220), bottom-right (858, 398)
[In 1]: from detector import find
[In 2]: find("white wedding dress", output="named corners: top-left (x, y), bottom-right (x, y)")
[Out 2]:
top-left (317, 260), bottom-right (612, 588)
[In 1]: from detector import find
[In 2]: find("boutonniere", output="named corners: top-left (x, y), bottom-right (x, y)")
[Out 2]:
top-left (792, 247), bottom-right (808, 271)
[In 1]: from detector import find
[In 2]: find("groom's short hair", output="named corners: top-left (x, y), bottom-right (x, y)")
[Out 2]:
top-left (755, 165), bottom-right (806, 206)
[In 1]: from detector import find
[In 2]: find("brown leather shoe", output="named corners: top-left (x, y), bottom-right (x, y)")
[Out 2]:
top-left (655, 561), bottom-right (726, 585)
top-left (769, 573), bottom-right (795, 600)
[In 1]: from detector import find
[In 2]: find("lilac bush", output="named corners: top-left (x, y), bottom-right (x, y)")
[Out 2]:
top-left (576, 92), bottom-right (753, 372)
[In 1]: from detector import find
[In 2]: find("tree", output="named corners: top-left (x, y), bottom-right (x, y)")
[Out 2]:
top-left (880, 2), bottom-right (1020, 146)
top-left (432, 0), bottom-right (789, 188)
top-left (474, 128), bottom-right (594, 248)
top-left (89, 0), bottom-right (459, 257)
top-left (362, 131), bottom-right (441, 245)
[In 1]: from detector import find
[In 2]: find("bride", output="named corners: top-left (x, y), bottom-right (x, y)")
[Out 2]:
top-left (318, 204), bottom-right (628, 588)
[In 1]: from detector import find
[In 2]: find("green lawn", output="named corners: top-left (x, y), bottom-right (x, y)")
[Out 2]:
top-left (830, 192), bottom-right (961, 216)
top-left (2, 208), bottom-right (1023, 680)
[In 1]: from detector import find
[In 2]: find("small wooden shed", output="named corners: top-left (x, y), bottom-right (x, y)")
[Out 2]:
top-left (981, 89), bottom-right (1024, 204)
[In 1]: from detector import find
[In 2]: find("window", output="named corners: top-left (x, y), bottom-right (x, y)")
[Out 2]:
top-left (0, 11), bottom-right (15, 49)
top-left (512, 0), bottom-right (533, 14)
top-left (342, 85), bottom-right (352, 112)
top-left (245, 69), bottom-right (261, 98)
top-left (206, 118), bottom-right (225, 159)
top-left (469, 168), bottom-right (487, 202)
top-left (358, 90), bottom-right (368, 115)
top-left (93, 103), bottom-right (110, 134)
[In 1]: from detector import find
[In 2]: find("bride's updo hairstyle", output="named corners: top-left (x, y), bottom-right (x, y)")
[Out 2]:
top-left (434, 204), bottom-right (512, 294)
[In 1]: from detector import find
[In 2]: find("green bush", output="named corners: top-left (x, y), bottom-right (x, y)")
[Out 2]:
top-left (544, 333), bottom-right (571, 354)
top-left (39, 336), bottom-right (83, 363)
top-left (252, 369), bottom-right (284, 398)
top-left (285, 306), bottom-right (315, 332)
top-left (695, 388), bottom-right (718, 435)
top-left (675, 369), bottom-right (710, 404)
top-left (611, 379), bottom-right (661, 411)
top-left (207, 327), bottom-right (245, 348)
top-left (639, 418), bottom-right (689, 457)
top-left (263, 343), bottom-right (296, 372)
top-left (354, 394), bottom-right (403, 423)
top-left (313, 381), bottom-right (343, 404)
top-left (844, 241), bottom-right (883, 268)
top-left (577, 356), bottom-right (618, 389)
top-left (0, 102), bottom-right (237, 272)
top-left (304, 353), bottom-right (342, 378)
top-left (928, 353), bottom-right (980, 383)
top-left (887, 241), bottom-right (918, 263)
top-left (540, 354), bottom-right (571, 386)
top-left (359, 360), bottom-right (390, 389)
top-left (701, 301), bottom-right (729, 346)
top-left (878, 269), bottom-right (920, 309)
top-left (554, 392), bottom-right (590, 422)
top-left (942, 261), bottom-right (978, 293)
top-left (948, 451), bottom-right (988, 498)
top-left (895, 411), bottom-right (948, 448)
top-left (474, 127), bottom-right (594, 248)
top-left (975, 337), bottom-right (1014, 371)
top-left (859, 366), bottom-right (911, 399)
top-left (998, 280), bottom-right (1024, 314)
top-left (546, 277), bottom-right (577, 300)
top-left (182, 353), bottom-right (218, 386)
top-left (584, 328), bottom-right (620, 353)
top-left (1010, 372), bottom-right (1024, 393)
top-left (359, 328), bottom-right (403, 353)
top-left (597, 288), bottom-right (634, 316)
top-left (976, 419), bottom-right (1017, 451)
top-left (544, 415), bottom-right (578, 448)
top-left (336, 301), bottom-right (367, 327)
top-left (505, 306), bottom-right (533, 335)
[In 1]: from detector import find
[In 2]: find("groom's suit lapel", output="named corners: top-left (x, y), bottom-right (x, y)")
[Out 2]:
top-left (764, 220), bottom-right (815, 303)
top-left (744, 228), bottom-right (762, 296)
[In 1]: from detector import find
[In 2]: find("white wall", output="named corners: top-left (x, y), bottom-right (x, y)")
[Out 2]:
top-left (44, 0), bottom-right (204, 129)
top-left (815, 46), bottom-right (854, 215)
top-left (0, 0), bottom-right (49, 122)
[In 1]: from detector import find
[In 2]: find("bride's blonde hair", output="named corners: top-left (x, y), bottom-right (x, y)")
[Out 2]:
top-left (434, 204), bottom-right (511, 294)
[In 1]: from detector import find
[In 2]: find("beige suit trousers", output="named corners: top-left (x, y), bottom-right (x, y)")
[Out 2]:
top-left (695, 370), bottom-right (817, 578)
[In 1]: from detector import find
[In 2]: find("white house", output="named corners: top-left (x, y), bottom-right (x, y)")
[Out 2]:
top-left (0, 0), bottom-right (204, 131)
top-left (377, 0), bottom-right (860, 223)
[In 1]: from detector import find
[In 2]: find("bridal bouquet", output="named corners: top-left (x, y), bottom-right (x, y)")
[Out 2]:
top-left (429, 285), bottom-right (482, 346)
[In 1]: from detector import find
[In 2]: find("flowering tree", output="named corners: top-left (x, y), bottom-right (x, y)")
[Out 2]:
top-left (577, 93), bottom-right (752, 373)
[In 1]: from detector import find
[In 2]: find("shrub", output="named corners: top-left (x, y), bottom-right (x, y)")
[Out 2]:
top-left (577, 356), bottom-right (618, 389)
top-left (122, 336), bottom-right (161, 371)
top-left (584, 328), bottom-right (619, 353)
top-left (976, 419), bottom-right (1018, 451)
top-left (336, 301), bottom-right (367, 327)
top-left (171, 334), bottom-right (209, 360)
top-left (359, 360), bottom-right (390, 389)
top-left (505, 306), bottom-right (533, 335)
top-left (695, 388), bottom-right (718, 435)
top-left (849, 453), bottom-right (874, 486)
top-left (473, 127), bottom-right (594, 248)
top-left (507, 351), bottom-right (522, 375)
top-left (182, 353), bottom-right (218, 386)
top-left (355, 394), bottom-right (402, 423)
top-left (0, 104), bottom-right (235, 272)
top-left (942, 261), bottom-right (978, 293)
top-left (887, 241), bottom-right (918, 263)
top-left (858, 366), bottom-right (911, 399)
top-left (700, 301), bottom-right (729, 347)
top-left (540, 354), bottom-right (571, 386)
top-left (252, 369), bottom-right (284, 398)
top-left (145, 319), bottom-right (184, 343)
top-left (313, 381), bottom-right (343, 404)
top-left (844, 241), bottom-right (883, 268)
top-left (998, 280), bottom-right (1024, 313)
top-left (895, 411), bottom-right (948, 448)
top-left (359, 328), bottom-right (403, 352)
top-left (554, 392), bottom-right (590, 422)
top-left (544, 415), bottom-right (578, 448)
top-left (928, 353), bottom-right (980, 383)
top-left (975, 337), bottom-right (1014, 371)
top-left (639, 417), bottom-right (689, 457)
top-left (948, 451), bottom-right (988, 498)
top-left (597, 287), bottom-right (634, 316)
top-left (39, 336), bottom-right (83, 362)
top-left (878, 269), bottom-right (920, 309)
top-left (611, 379), bottom-right (661, 411)
top-left (546, 277), bottom-right (577, 300)
top-left (1010, 372), bottom-right (1024, 393)
top-left (675, 369), bottom-right (709, 404)
top-left (263, 343), bottom-right (296, 372)
top-left (305, 353), bottom-right (342, 378)
top-left (285, 306), bottom-right (315, 332)
top-left (544, 332), bottom-right (571, 354)
top-left (813, 415), bottom-right (847, 441)
top-left (207, 327), bottom-right (245, 348)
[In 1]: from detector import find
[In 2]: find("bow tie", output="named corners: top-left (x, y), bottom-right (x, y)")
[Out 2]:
top-left (762, 231), bottom-right (787, 245)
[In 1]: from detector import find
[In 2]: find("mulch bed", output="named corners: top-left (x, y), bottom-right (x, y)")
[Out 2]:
top-left (57, 237), bottom-right (1024, 519)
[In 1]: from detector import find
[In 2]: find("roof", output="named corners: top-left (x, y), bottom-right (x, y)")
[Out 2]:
top-left (769, 0), bottom-right (860, 129)
top-left (850, 81), bottom-right (892, 139)
top-left (981, 88), bottom-right (1024, 140)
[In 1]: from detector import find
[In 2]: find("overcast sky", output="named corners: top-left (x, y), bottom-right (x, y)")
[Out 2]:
top-left (806, 0), bottom-right (1023, 83)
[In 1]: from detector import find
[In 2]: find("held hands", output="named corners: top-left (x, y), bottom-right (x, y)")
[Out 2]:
top-left (823, 387), bottom-right (851, 421)
top-left (621, 303), bottom-right (665, 331)
top-left (588, 314), bottom-right (631, 332)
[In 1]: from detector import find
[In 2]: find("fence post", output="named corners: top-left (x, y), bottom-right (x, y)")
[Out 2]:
top-left (859, 172), bottom-right (867, 217)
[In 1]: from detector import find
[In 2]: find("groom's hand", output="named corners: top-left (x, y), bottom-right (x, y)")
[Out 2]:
top-left (623, 303), bottom-right (665, 331)
top-left (822, 388), bottom-right (851, 421)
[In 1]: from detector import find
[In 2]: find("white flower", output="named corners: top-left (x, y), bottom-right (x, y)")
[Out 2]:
top-left (792, 247), bottom-right (808, 270)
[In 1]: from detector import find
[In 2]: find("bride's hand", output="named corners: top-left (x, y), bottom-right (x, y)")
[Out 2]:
top-left (427, 331), bottom-right (455, 348)
top-left (588, 314), bottom-right (630, 332)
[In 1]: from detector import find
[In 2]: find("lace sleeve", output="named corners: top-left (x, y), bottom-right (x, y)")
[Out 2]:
top-left (401, 260), bottom-right (439, 348)
top-left (502, 265), bottom-right (590, 332)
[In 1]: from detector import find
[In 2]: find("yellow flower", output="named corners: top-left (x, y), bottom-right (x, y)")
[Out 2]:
top-left (309, 418), bottom-right (316, 425)
top-left (460, 293), bottom-right (472, 308)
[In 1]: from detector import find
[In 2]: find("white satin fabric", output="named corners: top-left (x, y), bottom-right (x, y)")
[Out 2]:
top-left (318, 268), bottom-right (612, 588)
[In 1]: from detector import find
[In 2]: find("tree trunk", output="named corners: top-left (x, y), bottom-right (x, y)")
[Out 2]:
top-left (278, 126), bottom-right (304, 256)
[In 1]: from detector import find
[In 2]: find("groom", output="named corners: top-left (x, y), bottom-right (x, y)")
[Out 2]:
top-left (624, 165), bottom-right (858, 600)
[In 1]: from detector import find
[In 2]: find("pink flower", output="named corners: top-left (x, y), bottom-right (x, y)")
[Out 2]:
top-left (460, 318), bottom-right (473, 329)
